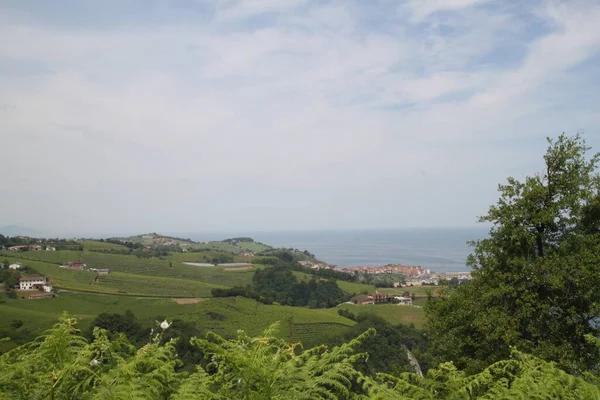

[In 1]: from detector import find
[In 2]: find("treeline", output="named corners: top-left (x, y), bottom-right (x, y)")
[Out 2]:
top-left (255, 255), bottom-right (359, 282)
top-left (0, 235), bottom-right (83, 251)
top-left (253, 266), bottom-right (348, 308)
top-left (424, 133), bottom-right (600, 375)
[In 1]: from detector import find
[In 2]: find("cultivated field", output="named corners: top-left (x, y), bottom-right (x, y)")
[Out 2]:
top-left (337, 303), bottom-right (426, 328)
top-left (336, 280), bottom-right (376, 295)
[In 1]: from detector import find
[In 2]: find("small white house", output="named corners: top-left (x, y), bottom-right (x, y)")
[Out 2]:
top-left (42, 284), bottom-right (53, 293)
top-left (9, 262), bottom-right (23, 270)
top-left (19, 275), bottom-right (47, 290)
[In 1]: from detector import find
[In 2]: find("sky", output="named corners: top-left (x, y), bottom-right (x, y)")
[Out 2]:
top-left (1, 0), bottom-right (600, 237)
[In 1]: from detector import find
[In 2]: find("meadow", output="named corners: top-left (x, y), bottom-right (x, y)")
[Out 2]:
top-left (337, 303), bottom-right (427, 328)
top-left (336, 280), bottom-right (376, 295)
top-left (1, 250), bottom-right (82, 265)
top-left (0, 292), bottom-right (357, 350)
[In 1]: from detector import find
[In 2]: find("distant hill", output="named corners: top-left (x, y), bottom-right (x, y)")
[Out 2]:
top-left (0, 225), bottom-right (43, 237)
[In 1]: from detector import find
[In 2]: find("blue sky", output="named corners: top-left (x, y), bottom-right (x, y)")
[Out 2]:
top-left (1, 0), bottom-right (600, 236)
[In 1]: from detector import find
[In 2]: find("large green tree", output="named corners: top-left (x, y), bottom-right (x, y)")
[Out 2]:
top-left (425, 133), bottom-right (600, 374)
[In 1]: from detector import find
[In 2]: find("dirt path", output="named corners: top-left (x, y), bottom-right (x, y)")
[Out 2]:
top-left (171, 298), bottom-right (209, 304)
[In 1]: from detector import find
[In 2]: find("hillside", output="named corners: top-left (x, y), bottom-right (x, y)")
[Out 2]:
top-left (0, 236), bottom-right (428, 356)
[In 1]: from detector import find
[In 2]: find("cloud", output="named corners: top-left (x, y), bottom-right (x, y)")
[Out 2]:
top-left (1, 0), bottom-right (600, 234)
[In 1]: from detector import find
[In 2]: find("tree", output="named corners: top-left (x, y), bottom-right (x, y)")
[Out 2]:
top-left (426, 133), bottom-right (600, 374)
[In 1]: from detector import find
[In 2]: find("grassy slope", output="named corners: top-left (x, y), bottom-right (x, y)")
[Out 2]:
top-left (337, 303), bottom-right (426, 328)
top-left (0, 293), bottom-right (356, 349)
top-left (1, 250), bottom-right (82, 265)
top-left (336, 280), bottom-right (376, 295)
top-left (95, 272), bottom-right (225, 297)
top-left (1, 255), bottom-right (226, 297)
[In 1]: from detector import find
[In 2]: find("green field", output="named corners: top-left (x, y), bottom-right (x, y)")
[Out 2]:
top-left (94, 272), bottom-right (225, 297)
top-left (0, 293), bottom-right (357, 351)
top-left (1, 250), bottom-right (82, 265)
top-left (336, 280), bottom-right (376, 295)
top-left (379, 286), bottom-right (442, 298)
top-left (338, 303), bottom-right (426, 328)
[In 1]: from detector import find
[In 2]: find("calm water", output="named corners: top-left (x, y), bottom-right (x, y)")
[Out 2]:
top-left (186, 227), bottom-right (489, 273)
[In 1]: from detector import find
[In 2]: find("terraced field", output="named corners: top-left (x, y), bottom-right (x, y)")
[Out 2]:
top-left (94, 272), bottom-right (226, 297)
top-left (0, 293), bottom-right (358, 353)
top-left (290, 323), bottom-right (351, 345)
top-left (82, 252), bottom-right (170, 274)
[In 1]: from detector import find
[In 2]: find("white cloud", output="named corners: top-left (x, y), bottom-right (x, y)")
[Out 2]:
top-left (1, 0), bottom-right (600, 233)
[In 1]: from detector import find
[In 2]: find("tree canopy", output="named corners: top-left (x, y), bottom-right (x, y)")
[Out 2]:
top-left (425, 133), bottom-right (600, 373)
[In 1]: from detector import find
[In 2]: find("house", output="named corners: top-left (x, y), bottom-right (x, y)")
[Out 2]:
top-left (240, 251), bottom-right (254, 257)
top-left (19, 275), bottom-right (47, 290)
top-left (350, 294), bottom-right (375, 305)
top-left (8, 245), bottom-right (26, 251)
top-left (9, 262), bottom-right (23, 270)
top-left (370, 292), bottom-right (388, 304)
top-left (45, 246), bottom-right (56, 251)
top-left (29, 245), bottom-right (42, 251)
top-left (92, 268), bottom-right (110, 276)
top-left (42, 284), bottom-right (53, 293)
top-left (394, 296), bottom-right (413, 306)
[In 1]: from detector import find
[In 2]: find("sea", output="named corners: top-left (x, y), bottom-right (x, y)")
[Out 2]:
top-left (186, 227), bottom-right (490, 273)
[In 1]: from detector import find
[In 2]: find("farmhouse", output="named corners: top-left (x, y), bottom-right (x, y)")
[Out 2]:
top-left (19, 275), bottom-right (47, 290)
top-left (8, 245), bottom-right (27, 251)
top-left (394, 296), bottom-right (413, 306)
top-left (370, 292), bottom-right (388, 304)
top-left (9, 262), bottom-right (23, 270)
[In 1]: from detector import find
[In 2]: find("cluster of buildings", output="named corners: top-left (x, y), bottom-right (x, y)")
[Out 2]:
top-left (346, 264), bottom-right (431, 278)
top-left (59, 262), bottom-right (110, 275)
top-left (348, 292), bottom-right (413, 306)
top-left (298, 260), bottom-right (472, 287)
top-left (297, 260), bottom-right (340, 271)
top-left (7, 245), bottom-right (55, 251)
top-left (402, 271), bottom-right (472, 286)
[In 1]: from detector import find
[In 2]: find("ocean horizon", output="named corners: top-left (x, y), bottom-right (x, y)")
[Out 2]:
top-left (184, 227), bottom-right (490, 273)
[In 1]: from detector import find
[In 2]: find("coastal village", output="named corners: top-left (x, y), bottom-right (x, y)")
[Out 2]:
top-left (298, 260), bottom-right (472, 286)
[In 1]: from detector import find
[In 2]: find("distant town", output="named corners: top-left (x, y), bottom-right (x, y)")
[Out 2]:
top-left (298, 260), bottom-right (472, 286)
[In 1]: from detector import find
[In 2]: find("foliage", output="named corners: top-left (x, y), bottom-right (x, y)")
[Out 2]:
top-left (1, 314), bottom-right (599, 399)
top-left (425, 133), bottom-right (600, 373)
top-left (253, 266), bottom-right (348, 308)
top-left (211, 286), bottom-right (273, 304)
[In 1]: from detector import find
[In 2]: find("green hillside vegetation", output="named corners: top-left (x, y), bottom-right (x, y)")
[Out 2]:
top-left (2, 314), bottom-right (599, 399)
top-left (94, 272), bottom-right (225, 297)
top-left (337, 303), bottom-right (427, 328)
top-left (0, 293), bottom-right (355, 351)
top-left (336, 280), bottom-right (376, 295)
top-left (0, 250), bottom-right (82, 265)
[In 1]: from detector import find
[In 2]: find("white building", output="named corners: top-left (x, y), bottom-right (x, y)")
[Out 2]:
top-left (9, 263), bottom-right (23, 270)
top-left (42, 284), bottom-right (53, 293)
top-left (19, 275), bottom-right (47, 290)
